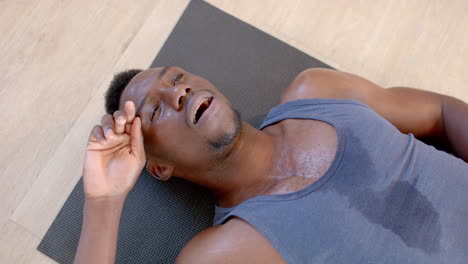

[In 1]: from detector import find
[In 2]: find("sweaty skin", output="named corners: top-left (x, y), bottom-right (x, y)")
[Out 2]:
top-left (75, 67), bottom-right (468, 264)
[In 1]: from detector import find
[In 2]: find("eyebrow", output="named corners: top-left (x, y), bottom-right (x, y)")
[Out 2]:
top-left (159, 65), bottom-right (172, 78)
top-left (135, 66), bottom-right (172, 117)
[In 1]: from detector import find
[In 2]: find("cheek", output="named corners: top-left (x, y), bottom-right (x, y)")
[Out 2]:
top-left (148, 125), bottom-right (204, 161)
top-left (161, 107), bottom-right (178, 120)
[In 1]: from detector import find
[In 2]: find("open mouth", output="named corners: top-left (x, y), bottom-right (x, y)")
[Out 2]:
top-left (194, 96), bottom-right (214, 124)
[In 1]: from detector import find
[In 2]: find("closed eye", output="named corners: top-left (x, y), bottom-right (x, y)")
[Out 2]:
top-left (173, 73), bottom-right (184, 85)
top-left (151, 104), bottom-right (160, 121)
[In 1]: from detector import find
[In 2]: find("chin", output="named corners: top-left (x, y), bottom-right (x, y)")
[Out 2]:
top-left (208, 108), bottom-right (242, 151)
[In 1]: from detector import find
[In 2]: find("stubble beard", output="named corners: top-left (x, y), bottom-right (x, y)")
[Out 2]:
top-left (208, 108), bottom-right (242, 153)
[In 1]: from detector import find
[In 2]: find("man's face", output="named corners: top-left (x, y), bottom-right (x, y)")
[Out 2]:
top-left (119, 66), bottom-right (241, 173)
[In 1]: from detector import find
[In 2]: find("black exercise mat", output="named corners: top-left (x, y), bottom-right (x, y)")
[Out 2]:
top-left (38, 0), bottom-right (332, 263)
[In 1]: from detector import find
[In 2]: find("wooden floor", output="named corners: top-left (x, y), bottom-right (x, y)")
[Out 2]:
top-left (1, 0), bottom-right (467, 262)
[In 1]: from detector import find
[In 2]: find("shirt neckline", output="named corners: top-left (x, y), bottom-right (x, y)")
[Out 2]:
top-left (215, 98), bottom-right (348, 213)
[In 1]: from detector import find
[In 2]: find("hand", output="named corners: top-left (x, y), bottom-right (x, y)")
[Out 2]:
top-left (83, 101), bottom-right (146, 202)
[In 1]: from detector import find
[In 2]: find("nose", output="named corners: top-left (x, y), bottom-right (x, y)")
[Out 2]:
top-left (170, 84), bottom-right (192, 110)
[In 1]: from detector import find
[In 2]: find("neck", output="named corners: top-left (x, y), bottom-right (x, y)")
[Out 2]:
top-left (206, 122), bottom-right (279, 207)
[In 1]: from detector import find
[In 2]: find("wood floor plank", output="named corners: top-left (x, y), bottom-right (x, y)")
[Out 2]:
top-left (207, 0), bottom-right (468, 101)
top-left (3, 0), bottom-right (188, 262)
top-left (3, 0), bottom-right (468, 262)
top-left (0, 220), bottom-right (54, 263)
top-left (12, 0), bottom-right (190, 239)
top-left (0, 0), bottom-right (160, 226)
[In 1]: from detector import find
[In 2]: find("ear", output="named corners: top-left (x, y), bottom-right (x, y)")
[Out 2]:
top-left (146, 160), bottom-right (174, 181)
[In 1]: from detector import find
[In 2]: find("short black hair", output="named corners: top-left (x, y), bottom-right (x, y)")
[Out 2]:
top-left (105, 69), bottom-right (143, 114)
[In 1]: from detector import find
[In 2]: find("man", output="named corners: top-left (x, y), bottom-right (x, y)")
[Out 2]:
top-left (75, 67), bottom-right (468, 263)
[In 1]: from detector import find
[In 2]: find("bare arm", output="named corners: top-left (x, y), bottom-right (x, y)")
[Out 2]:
top-left (74, 198), bottom-right (125, 264)
top-left (381, 87), bottom-right (468, 160)
top-left (74, 101), bottom-right (145, 264)
top-left (74, 101), bottom-right (279, 264)
top-left (176, 218), bottom-right (286, 264)
top-left (440, 95), bottom-right (468, 160)
top-left (281, 68), bottom-right (468, 161)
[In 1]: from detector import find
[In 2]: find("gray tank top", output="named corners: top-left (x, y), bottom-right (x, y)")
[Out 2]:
top-left (213, 98), bottom-right (468, 264)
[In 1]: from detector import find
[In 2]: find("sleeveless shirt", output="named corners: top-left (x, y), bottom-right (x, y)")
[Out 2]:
top-left (213, 98), bottom-right (468, 264)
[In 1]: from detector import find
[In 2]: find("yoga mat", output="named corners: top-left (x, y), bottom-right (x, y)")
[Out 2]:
top-left (38, 1), bottom-right (332, 263)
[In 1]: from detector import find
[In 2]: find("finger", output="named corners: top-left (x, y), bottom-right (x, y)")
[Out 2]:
top-left (130, 117), bottom-right (145, 162)
top-left (124, 101), bottom-right (136, 123)
top-left (124, 101), bottom-right (136, 134)
top-left (89, 125), bottom-right (105, 142)
top-left (100, 114), bottom-right (115, 138)
top-left (125, 123), bottom-right (132, 134)
top-left (113, 110), bottom-right (127, 134)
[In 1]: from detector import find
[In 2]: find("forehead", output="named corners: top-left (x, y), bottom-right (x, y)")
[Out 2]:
top-left (119, 67), bottom-right (165, 110)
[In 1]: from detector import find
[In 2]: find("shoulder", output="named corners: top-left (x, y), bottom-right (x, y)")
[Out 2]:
top-left (279, 68), bottom-right (446, 139)
top-left (176, 217), bottom-right (286, 264)
top-left (279, 68), bottom-right (382, 104)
